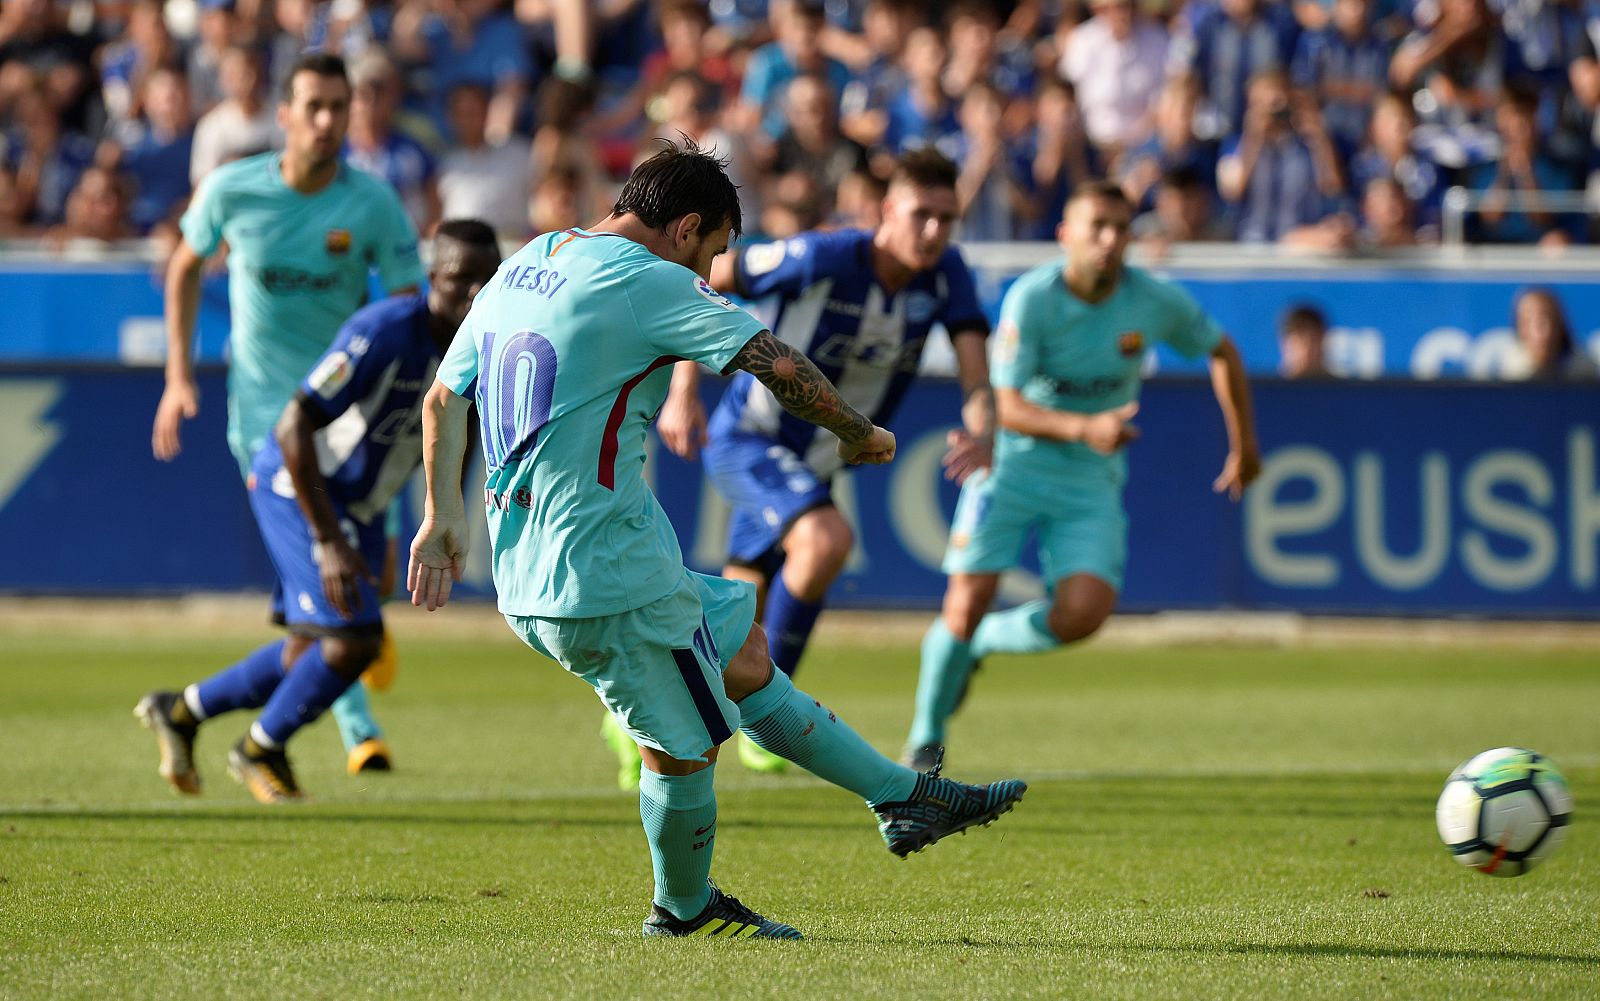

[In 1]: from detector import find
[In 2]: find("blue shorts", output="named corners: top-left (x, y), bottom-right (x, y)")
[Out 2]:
top-left (505, 571), bottom-right (758, 762)
top-left (942, 467), bottom-right (1128, 591)
top-left (702, 431), bottom-right (832, 568)
top-left (248, 461), bottom-right (387, 637)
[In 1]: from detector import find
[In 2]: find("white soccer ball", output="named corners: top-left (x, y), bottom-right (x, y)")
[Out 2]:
top-left (1436, 747), bottom-right (1574, 877)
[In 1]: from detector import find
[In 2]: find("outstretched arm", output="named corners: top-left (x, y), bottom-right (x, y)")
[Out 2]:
top-left (726, 331), bottom-right (894, 464)
top-left (1208, 335), bottom-right (1260, 500)
top-left (409, 380), bottom-right (473, 610)
top-left (152, 237), bottom-right (206, 460)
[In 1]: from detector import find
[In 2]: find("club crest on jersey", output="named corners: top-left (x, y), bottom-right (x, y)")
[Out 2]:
top-left (744, 241), bottom-right (785, 276)
top-left (694, 277), bottom-right (738, 310)
top-left (1118, 330), bottom-right (1145, 357)
top-left (308, 350), bottom-right (354, 398)
top-left (905, 290), bottom-right (937, 324)
top-left (325, 229), bottom-right (352, 255)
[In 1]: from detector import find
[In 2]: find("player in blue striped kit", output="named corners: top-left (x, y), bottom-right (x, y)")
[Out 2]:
top-left (135, 220), bottom-right (502, 802)
top-left (648, 149), bottom-right (995, 779)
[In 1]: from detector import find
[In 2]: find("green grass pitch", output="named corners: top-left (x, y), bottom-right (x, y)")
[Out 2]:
top-left (1, 616), bottom-right (1595, 1000)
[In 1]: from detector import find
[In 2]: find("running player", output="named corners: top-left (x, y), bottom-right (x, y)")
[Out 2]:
top-left (649, 148), bottom-right (994, 779)
top-left (136, 221), bottom-right (502, 802)
top-left (409, 142), bottom-right (1025, 940)
top-left (151, 52), bottom-right (423, 774)
top-left (904, 180), bottom-right (1261, 769)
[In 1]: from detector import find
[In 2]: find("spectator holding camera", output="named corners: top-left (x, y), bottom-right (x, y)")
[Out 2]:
top-left (1217, 69), bottom-right (1349, 244)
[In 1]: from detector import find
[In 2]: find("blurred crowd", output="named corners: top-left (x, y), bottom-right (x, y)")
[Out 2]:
top-left (1, 0), bottom-right (1598, 253)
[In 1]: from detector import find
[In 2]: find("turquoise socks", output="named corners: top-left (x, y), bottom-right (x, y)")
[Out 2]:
top-left (639, 766), bottom-right (717, 920)
top-left (907, 619), bottom-right (975, 748)
top-left (330, 682), bottom-right (382, 751)
top-left (971, 599), bottom-right (1060, 658)
top-left (739, 666), bottom-right (916, 806)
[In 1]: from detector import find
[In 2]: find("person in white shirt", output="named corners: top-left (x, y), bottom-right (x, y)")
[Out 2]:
top-left (436, 82), bottom-right (531, 240)
top-left (1060, 0), bottom-right (1171, 159)
top-left (189, 44), bottom-right (281, 185)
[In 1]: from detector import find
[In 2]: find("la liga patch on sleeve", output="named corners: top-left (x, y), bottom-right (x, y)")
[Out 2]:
top-left (308, 350), bottom-right (354, 399)
top-left (694, 276), bottom-right (739, 310)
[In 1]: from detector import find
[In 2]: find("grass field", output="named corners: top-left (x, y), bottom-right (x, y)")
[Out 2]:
top-left (1, 608), bottom-right (1596, 1000)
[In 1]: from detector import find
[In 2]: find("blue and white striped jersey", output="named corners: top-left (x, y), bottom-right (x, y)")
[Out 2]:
top-left (255, 293), bottom-right (439, 525)
top-left (708, 228), bottom-right (987, 475)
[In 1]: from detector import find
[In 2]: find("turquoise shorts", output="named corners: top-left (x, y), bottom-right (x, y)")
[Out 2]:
top-left (941, 467), bottom-right (1128, 591)
top-left (505, 570), bottom-right (758, 762)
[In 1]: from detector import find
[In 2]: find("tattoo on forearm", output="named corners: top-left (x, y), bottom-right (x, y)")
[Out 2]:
top-left (733, 332), bottom-right (873, 443)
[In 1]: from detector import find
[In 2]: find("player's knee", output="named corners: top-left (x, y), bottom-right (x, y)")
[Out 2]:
top-left (1046, 603), bottom-right (1110, 644)
top-left (787, 514), bottom-right (854, 572)
top-left (723, 625), bottom-right (774, 702)
top-left (319, 635), bottom-right (381, 681)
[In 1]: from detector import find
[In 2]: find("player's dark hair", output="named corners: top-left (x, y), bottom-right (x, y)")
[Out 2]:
top-left (1066, 179), bottom-right (1132, 211)
top-left (435, 218), bottom-right (501, 253)
top-left (281, 51), bottom-right (349, 102)
top-left (890, 148), bottom-right (959, 192)
top-left (1281, 303), bottom-right (1327, 336)
top-left (613, 137), bottom-right (742, 239)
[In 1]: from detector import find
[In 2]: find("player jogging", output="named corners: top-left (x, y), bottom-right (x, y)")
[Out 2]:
top-left (151, 52), bottom-right (423, 775)
top-left (904, 180), bottom-right (1261, 769)
top-left (647, 148), bottom-right (994, 780)
top-left (409, 142), bottom-right (1025, 940)
top-left (137, 220), bottom-right (502, 802)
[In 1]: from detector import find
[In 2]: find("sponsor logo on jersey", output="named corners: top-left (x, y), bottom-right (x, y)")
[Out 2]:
top-left (694, 277), bottom-right (738, 310)
top-left (325, 229), bottom-right (352, 255)
top-left (744, 241), bottom-right (785, 276)
top-left (1118, 330), bottom-right (1145, 356)
top-left (309, 350), bottom-right (354, 399)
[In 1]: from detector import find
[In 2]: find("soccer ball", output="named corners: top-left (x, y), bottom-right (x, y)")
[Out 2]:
top-left (1435, 747), bottom-right (1573, 877)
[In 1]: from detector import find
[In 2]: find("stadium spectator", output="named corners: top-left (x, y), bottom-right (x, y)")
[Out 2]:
top-left (1357, 175), bottom-right (1432, 246)
top-left (647, 71), bottom-right (760, 231)
top-left (45, 163), bottom-right (134, 249)
top-left (1289, 0), bottom-right (1392, 154)
top-left (0, 0), bottom-right (99, 136)
top-left (1389, 0), bottom-right (1504, 166)
top-left (344, 50), bottom-right (440, 235)
top-left (640, 0), bottom-right (738, 99)
top-left (1119, 75), bottom-right (1217, 212)
top-left (1216, 69), bottom-right (1349, 244)
top-left (1348, 91), bottom-right (1447, 226)
top-left (1505, 286), bottom-right (1599, 380)
top-left (1060, 0), bottom-right (1171, 159)
top-left (1278, 301), bottom-right (1331, 377)
top-left (770, 72), bottom-right (869, 208)
top-left (1498, 0), bottom-right (1600, 170)
top-left (190, 44), bottom-right (280, 186)
top-left (186, 0), bottom-right (239, 115)
top-left (391, 0), bottom-right (535, 146)
top-left (0, 164), bottom-right (30, 237)
top-left (758, 167), bottom-right (828, 238)
top-left (838, 0), bottom-right (919, 149)
top-left (528, 162), bottom-right (583, 233)
top-left (2, 74), bottom-right (95, 226)
top-left (437, 83), bottom-right (531, 240)
top-left (1027, 75), bottom-right (1094, 236)
top-left (832, 166), bottom-right (886, 227)
top-left (1170, 0), bottom-right (1301, 140)
top-left (941, 1), bottom-right (1036, 108)
top-left (97, 0), bottom-right (178, 127)
top-left (1466, 88), bottom-right (1583, 245)
top-left (737, 0), bottom-right (854, 142)
top-left (881, 25), bottom-right (962, 159)
top-left (954, 80), bottom-right (1038, 240)
top-left (1132, 164), bottom-right (1232, 246)
top-left (102, 64), bottom-right (194, 236)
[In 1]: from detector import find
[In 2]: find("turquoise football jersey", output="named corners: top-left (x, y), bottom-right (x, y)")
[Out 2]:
top-left (436, 229), bottom-right (766, 617)
top-left (180, 152), bottom-right (423, 468)
top-left (990, 259), bottom-right (1222, 487)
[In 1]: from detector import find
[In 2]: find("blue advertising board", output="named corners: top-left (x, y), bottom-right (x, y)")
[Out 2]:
top-left (2, 368), bottom-right (1593, 617)
top-left (5, 257), bottom-right (1599, 379)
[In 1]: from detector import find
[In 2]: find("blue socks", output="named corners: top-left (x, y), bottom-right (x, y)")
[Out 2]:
top-left (639, 766), bottom-right (718, 920)
top-left (251, 644), bottom-right (358, 749)
top-left (971, 600), bottom-right (1060, 658)
top-left (187, 640), bottom-right (287, 720)
top-left (739, 666), bottom-right (916, 806)
top-left (330, 683), bottom-right (382, 749)
top-left (907, 620), bottom-right (975, 748)
top-left (763, 572), bottom-right (824, 678)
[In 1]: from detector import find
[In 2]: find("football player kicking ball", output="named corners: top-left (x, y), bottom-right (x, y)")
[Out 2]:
top-left (409, 142), bottom-right (1025, 940)
top-left (135, 221), bottom-right (502, 802)
top-left (903, 181), bottom-right (1261, 769)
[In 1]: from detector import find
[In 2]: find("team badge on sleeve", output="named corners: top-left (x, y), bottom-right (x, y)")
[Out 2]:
top-left (308, 350), bottom-right (354, 399)
top-left (744, 241), bottom-right (785, 276)
top-left (994, 320), bottom-right (1020, 365)
top-left (694, 277), bottom-right (739, 310)
top-left (1118, 331), bottom-right (1145, 357)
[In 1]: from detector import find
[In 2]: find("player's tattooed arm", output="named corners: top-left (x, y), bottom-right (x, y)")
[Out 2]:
top-left (727, 331), bottom-right (874, 446)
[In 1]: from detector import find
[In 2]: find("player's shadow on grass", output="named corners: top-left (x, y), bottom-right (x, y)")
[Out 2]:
top-left (841, 936), bottom-right (1600, 967)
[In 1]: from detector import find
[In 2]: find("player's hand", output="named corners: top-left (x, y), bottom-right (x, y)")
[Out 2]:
top-left (942, 428), bottom-right (992, 484)
top-left (837, 425), bottom-right (896, 465)
top-left (1081, 402), bottom-right (1140, 456)
top-left (408, 514), bottom-right (468, 611)
top-left (1213, 447), bottom-right (1262, 501)
top-left (656, 392), bottom-right (708, 460)
top-left (152, 378), bottom-right (200, 461)
top-left (316, 537), bottom-right (376, 619)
